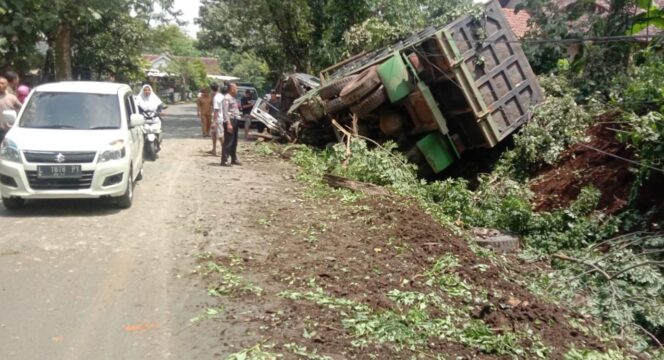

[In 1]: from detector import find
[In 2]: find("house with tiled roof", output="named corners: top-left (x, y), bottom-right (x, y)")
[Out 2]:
top-left (142, 53), bottom-right (222, 77)
top-left (500, 7), bottom-right (532, 38)
top-left (500, 0), bottom-right (663, 40)
top-left (498, 0), bottom-right (662, 60)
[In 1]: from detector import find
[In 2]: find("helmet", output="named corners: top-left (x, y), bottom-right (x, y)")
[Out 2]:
top-left (17, 85), bottom-right (30, 103)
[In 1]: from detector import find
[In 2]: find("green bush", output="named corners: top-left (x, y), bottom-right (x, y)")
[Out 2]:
top-left (619, 111), bottom-right (664, 199)
top-left (611, 52), bottom-right (664, 200)
top-left (616, 51), bottom-right (664, 113)
top-left (524, 187), bottom-right (620, 253)
top-left (495, 83), bottom-right (592, 179)
top-left (326, 140), bottom-right (419, 191)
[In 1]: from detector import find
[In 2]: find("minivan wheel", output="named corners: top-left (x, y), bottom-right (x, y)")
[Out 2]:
top-left (116, 170), bottom-right (134, 209)
top-left (2, 197), bottom-right (25, 210)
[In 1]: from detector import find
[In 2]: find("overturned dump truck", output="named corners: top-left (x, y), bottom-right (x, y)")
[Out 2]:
top-left (255, 0), bottom-right (544, 174)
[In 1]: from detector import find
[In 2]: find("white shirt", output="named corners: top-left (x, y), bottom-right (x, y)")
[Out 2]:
top-left (213, 93), bottom-right (224, 127)
top-left (213, 93), bottom-right (224, 112)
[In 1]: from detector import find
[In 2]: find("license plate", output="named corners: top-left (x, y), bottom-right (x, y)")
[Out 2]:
top-left (37, 165), bottom-right (82, 179)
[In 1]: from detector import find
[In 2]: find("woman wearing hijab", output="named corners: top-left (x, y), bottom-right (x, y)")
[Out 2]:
top-left (136, 84), bottom-right (164, 113)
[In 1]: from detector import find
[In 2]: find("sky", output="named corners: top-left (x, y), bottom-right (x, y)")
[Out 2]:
top-left (173, 0), bottom-right (201, 37)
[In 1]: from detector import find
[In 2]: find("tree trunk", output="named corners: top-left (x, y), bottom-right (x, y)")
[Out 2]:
top-left (41, 46), bottom-right (56, 83)
top-left (54, 23), bottom-right (73, 81)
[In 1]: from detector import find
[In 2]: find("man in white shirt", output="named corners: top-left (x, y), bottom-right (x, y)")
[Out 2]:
top-left (210, 83), bottom-right (225, 155)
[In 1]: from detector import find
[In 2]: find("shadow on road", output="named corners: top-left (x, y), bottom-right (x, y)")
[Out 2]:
top-left (0, 198), bottom-right (123, 217)
top-left (161, 104), bottom-right (202, 140)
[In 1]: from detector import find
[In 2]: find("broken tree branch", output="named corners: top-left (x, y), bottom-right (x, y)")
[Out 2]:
top-left (610, 261), bottom-right (664, 280)
top-left (323, 174), bottom-right (391, 196)
top-left (351, 114), bottom-right (359, 137)
top-left (553, 253), bottom-right (612, 282)
top-left (331, 119), bottom-right (411, 167)
top-left (633, 324), bottom-right (664, 348)
top-left (553, 252), bottom-right (619, 320)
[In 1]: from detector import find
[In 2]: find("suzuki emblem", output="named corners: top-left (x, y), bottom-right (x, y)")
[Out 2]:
top-left (55, 153), bottom-right (66, 163)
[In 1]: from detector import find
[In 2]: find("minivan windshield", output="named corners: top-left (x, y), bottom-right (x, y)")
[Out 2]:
top-left (19, 92), bottom-right (121, 130)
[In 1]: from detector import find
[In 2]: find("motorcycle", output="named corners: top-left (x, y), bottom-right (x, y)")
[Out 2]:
top-left (138, 106), bottom-right (163, 161)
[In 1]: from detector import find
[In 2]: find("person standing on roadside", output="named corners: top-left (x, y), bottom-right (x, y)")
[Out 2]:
top-left (0, 76), bottom-right (22, 142)
top-left (267, 90), bottom-right (281, 122)
top-left (210, 83), bottom-right (224, 155)
top-left (4, 71), bottom-right (19, 96)
top-left (221, 83), bottom-right (242, 166)
top-left (240, 89), bottom-right (254, 139)
top-left (197, 86), bottom-right (213, 137)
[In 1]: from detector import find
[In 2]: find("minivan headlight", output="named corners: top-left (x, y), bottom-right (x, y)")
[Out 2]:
top-left (98, 139), bottom-right (126, 163)
top-left (0, 138), bottom-right (21, 163)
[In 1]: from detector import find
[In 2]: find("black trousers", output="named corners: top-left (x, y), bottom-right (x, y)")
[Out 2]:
top-left (222, 118), bottom-right (239, 164)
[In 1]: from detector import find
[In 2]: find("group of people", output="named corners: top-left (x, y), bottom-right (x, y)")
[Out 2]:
top-left (196, 82), bottom-right (242, 166)
top-left (0, 71), bottom-right (29, 142)
top-left (197, 83), bottom-right (282, 167)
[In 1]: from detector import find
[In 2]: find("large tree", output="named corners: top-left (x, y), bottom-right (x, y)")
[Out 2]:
top-left (0, 0), bottom-right (178, 80)
top-left (0, 0), bottom-right (52, 73)
top-left (73, 12), bottom-right (149, 82)
top-left (197, 0), bottom-right (375, 73)
top-left (197, 0), bottom-right (475, 75)
top-left (198, 0), bottom-right (319, 73)
top-left (144, 24), bottom-right (200, 56)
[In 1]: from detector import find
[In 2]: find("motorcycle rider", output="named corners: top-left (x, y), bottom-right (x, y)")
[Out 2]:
top-left (136, 84), bottom-right (164, 159)
top-left (136, 84), bottom-right (164, 114)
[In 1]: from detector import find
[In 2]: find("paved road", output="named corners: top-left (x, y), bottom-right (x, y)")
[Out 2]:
top-left (0, 104), bottom-right (227, 359)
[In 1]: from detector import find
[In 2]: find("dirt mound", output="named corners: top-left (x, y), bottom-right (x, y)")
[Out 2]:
top-left (531, 113), bottom-right (635, 213)
top-left (247, 196), bottom-right (617, 358)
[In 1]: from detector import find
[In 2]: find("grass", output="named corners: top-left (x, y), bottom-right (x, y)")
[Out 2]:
top-left (226, 343), bottom-right (279, 360)
top-left (189, 306), bottom-right (225, 324)
top-left (276, 254), bottom-right (556, 357)
top-left (204, 260), bottom-right (263, 297)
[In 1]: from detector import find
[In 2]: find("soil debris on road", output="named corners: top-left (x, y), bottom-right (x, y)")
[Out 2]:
top-left (191, 144), bottom-right (634, 359)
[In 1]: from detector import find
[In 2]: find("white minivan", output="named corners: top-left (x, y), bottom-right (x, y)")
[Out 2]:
top-left (0, 82), bottom-right (145, 210)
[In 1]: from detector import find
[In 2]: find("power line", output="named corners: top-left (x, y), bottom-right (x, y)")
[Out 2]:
top-left (512, 34), bottom-right (662, 45)
top-left (411, 35), bottom-right (663, 56)
top-left (576, 143), bottom-right (664, 173)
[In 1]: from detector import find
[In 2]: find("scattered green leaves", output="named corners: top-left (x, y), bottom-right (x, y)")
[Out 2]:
top-left (226, 343), bottom-right (280, 360)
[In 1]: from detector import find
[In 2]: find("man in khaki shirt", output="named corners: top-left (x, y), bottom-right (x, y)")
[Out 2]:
top-left (4, 71), bottom-right (19, 96)
top-left (0, 76), bottom-right (22, 141)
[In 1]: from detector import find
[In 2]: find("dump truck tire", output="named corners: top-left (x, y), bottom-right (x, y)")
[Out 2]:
top-left (324, 97), bottom-right (347, 114)
top-left (350, 85), bottom-right (387, 118)
top-left (340, 66), bottom-right (381, 105)
top-left (318, 75), bottom-right (357, 100)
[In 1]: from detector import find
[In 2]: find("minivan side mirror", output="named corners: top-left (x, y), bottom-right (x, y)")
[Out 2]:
top-left (2, 110), bottom-right (17, 126)
top-left (130, 113), bottom-right (145, 128)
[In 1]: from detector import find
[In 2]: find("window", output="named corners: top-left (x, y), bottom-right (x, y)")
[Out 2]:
top-left (124, 93), bottom-right (133, 127)
top-left (20, 92), bottom-right (121, 130)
